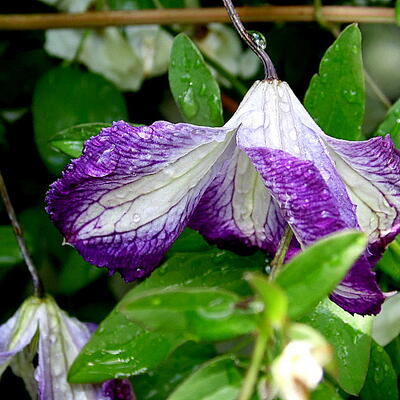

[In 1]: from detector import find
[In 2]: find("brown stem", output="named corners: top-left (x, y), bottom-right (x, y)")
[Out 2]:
top-left (0, 7), bottom-right (395, 30)
top-left (0, 171), bottom-right (44, 297)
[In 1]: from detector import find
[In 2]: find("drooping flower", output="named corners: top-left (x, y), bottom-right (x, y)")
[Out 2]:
top-left (0, 296), bottom-right (135, 400)
top-left (46, 75), bottom-right (400, 316)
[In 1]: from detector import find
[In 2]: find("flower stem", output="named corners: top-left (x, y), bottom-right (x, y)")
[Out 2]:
top-left (269, 226), bottom-right (294, 281)
top-left (222, 0), bottom-right (277, 80)
top-left (0, 170), bottom-right (44, 297)
top-left (238, 327), bottom-right (269, 400)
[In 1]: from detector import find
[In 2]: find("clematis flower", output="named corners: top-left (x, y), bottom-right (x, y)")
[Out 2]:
top-left (0, 296), bottom-right (135, 400)
top-left (45, 4), bottom-right (400, 316)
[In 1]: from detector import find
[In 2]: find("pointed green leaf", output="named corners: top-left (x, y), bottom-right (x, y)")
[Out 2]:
top-left (169, 33), bottom-right (223, 127)
top-left (275, 230), bottom-right (367, 320)
top-left (69, 249), bottom-right (263, 383)
top-left (304, 24), bottom-right (364, 140)
top-left (374, 97), bottom-right (400, 148)
top-left (49, 123), bottom-right (112, 158)
top-left (303, 299), bottom-right (373, 395)
top-left (360, 342), bottom-right (398, 400)
top-left (120, 287), bottom-right (258, 341)
top-left (168, 357), bottom-right (242, 400)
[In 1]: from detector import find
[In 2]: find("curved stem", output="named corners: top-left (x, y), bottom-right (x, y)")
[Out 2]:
top-left (222, 0), bottom-right (277, 80)
top-left (0, 170), bottom-right (44, 297)
top-left (269, 226), bottom-right (294, 281)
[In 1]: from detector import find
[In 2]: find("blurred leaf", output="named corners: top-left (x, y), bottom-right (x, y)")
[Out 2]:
top-left (377, 236), bottom-right (400, 283)
top-left (120, 287), bottom-right (258, 341)
top-left (360, 342), bottom-right (398, 400)
top-left (58, 251), bottom-right (105, 294)
top-left (108, 0), bottom-right (155, 9)
top-left (167, 357), bottom-right (242, 400)
top-left (33, 66), bottom-right (128, 174)
top-left (132, 342), bottom-right (216, 400)
top-left (275, 230), bottom-right (367, 320)
top-left (0, 120), bottom-right (6, 147)
top-left (385, 336), bottom-right (400, 375)
top-left (49, 123), bottom-right (111, 158)
top-left (69, 249), bottom-right (263, 383)
top-left (374, 97), bottom-right (400, 148)
top-left (311, 381), bottom-right (344, 400)
top-left (396, 0), bottom-right (400, 26)
top-left (304, 24), bottom-right (364, 140)
top-left (0, 226), bottom-right (22, 267)
top-left (246, 272), bottom-right (287, 328)
top-left (303, 299), bottom-right (373, 395)
top-left (167, 228), bottom-right (212, 255)
top-left (372, 293), bottom-right (400, 347)
top-left (169, 33), bottom-right (223, 127)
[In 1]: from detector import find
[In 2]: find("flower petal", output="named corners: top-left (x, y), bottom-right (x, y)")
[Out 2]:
top-left (0, 297), bottom-right (41, 378)
top-left (322, 134), bottom-right (400, 261)
top-left (244, 147), bottom-right (384, 314)
top-left (102, 379), bottom-right (136, 400)
top-left (189, 147), bottom-right (286, 254)
top-left (36, 297), bottom-right (104, 400)
top-left (46, 121), bottom-right (235, 280)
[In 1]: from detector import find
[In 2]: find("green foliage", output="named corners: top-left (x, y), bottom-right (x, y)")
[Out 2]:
top-left (276, 231), bottom-right (367, 320)
top-left (0, 226), bottom-right (23, 267)
top-left (374, 98), bottom-right (400, 148)
top-left (311, 381), bottom-right (344, 400)
top-left (360, 342), bottom-right (398, 400)
top-left (304, 24), bottom-right (364, 140)
top-left (169, 33), bottom-right (223, 126)
top-left (49, 123), bottom-right (112, 158)
top-left (68, 248), bottom-right (264, 383)
top-left (304, 299), bottom-right (373, 395)
top-left (167, 357), bottom-right (242, 400)
top-left (32, 67), bottom-right (128, 174)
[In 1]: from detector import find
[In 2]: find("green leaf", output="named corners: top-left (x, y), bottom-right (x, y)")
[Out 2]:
top-left (69, 249), bottom-right (264, 383)
top-left (360, 342), bottom-right (398, 400)
top-left (49, 123), bottom-right (112, 158)
top-left (374, 97), bottom-right (400, 148)
top-left (120, 287), bottom-right (258, 341)
top-left (377, 236), bottom-right (400, 283)
top-left (167, 228), bottom-right (212, 255)
top-left (58, 251), bottom-right (105, 294)
top-left (169, 33), bottom-right (223, 127)
top-left (396, 0), bottom-right (400, 26)
top-left (385, 336), bottom-right (400, 375)
top-left (132, 342), bottom-right (216, 400)
top-left (33, 66), bottom-right (128, 174)
top-left (167, 357), bottom-right (242, 400)
top-left (303, 299), bottom-right (373, 395)
top-left (372, 293), bottom-right (400, 347)
top-left (0, 226), bottom-right (22, 267)
top-left (245, 272), bottom-right (287, 328)
top-left (304, 24), bottom-right (364, 140)
top-left (311, 381), bottom-right (344, 400)
top-left (275, 230), bottom-right (367, 320)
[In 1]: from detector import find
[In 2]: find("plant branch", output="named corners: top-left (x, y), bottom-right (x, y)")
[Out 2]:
top-left (0, 6), bottom-right (395, 30)
top-left (269, 226), bottom-right (294, 281)
top-left (0, 170), bottom-right (44, 297)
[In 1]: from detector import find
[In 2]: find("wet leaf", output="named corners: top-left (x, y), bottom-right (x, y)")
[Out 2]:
top-left (304, 24), bottom-right (364, 140)
top-left (169, 33), bottom-right (223, 127)
top-left (275, 230), bottom-right (367, 320)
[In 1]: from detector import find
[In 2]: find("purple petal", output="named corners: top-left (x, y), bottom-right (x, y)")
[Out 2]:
top-left (102, 379), bottom-right (136, 400)
top-left (189, 147), bottom-right (286, 255)
top-left (323, 134), bottom-right (400, 263)
top-left (46, 121), bottom-right (235, 281)
top-left (244, 147), bottom-right (384, 315)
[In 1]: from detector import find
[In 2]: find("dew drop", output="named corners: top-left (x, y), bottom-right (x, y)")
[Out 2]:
top-left (181, 86), bottom-right (199, 119)
top-left (133, 214), bottom-right (141, 223)
top-left (249, 31), bottom-right (267, 50)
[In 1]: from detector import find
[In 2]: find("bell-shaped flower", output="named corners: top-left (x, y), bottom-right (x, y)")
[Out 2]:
top-left (46, 74), bottom-right (400, 316)
top-left (0, 296), bottom-right (135, 399)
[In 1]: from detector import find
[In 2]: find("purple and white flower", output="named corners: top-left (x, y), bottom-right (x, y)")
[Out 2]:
top-left (0, 296), bottom-right (135, 400)
top-left (46, 78), bottom-right (400, 315)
